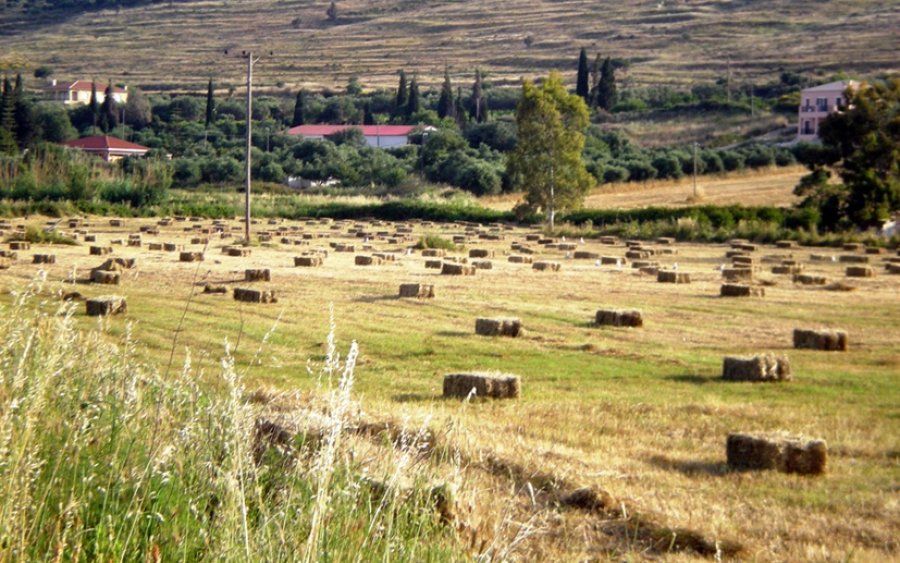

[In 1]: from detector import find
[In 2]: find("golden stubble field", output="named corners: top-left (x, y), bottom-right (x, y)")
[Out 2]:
top-left (1, 0), bottom-right (899, 92)
top-left (1, 214), bottom-right (898, 560)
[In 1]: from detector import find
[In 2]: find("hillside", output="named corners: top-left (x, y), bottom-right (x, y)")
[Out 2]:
top-left (0, 0), bottom-right (898, 94)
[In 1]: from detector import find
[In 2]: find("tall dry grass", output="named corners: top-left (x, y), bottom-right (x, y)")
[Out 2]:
top-left (0, 283), bottom-right (460, 561)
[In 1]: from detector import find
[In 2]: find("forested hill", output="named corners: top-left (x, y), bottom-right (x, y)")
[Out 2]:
top-left (1, 0), bottom-right (898, 92)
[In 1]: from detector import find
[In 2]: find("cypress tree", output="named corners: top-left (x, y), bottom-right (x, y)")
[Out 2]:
top-left (470, 68), bottom-right (488, 123)
top-left (0, 77), bottom-right (17, 154)
top-left (597, 57), bottom-right (618, 111)
top-left (576, 48), bottom-right (589, 101)
top-left (437, 68), bottom-right (454, 119)
top-left (454, 86), bottom-right (467, 127)
top-left (205, 78), bottom-right (215, 127)
top-left (363, 102), bottom-right (375, 125)
top-left (589, 54), bottom-right (602, 108)
top-left (395, 70), bottom-right (408, 113)
top-left (13, 73), bottom-right (35, 149)
top-left (99, 83), bottom-right (118, 133)
top-left (406, 76), bottom-right (419, 117)
top-left (89, 81), bottom-right (99, 134)
top-left (291, 89), bottom-right (306, 126)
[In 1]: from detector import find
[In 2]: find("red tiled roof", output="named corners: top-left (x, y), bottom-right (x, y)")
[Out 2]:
top-left (47, 80), bottom-right (127, 94)
top-left (288, 125), bottom-right (421, 137)
top-left (61, 135), bottom-right (149, 152)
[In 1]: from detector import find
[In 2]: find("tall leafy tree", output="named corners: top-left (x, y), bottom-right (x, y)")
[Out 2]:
top-left (123, 87), bottom-right (152, 128)
top-left (576, 47), bottom-right (589, 101)
top-left (795, 79), bottom-right (900, 229)
top-left (395, 70), bottom-right (408, 114)
top-left (88, 81), bottom-right (99, 134)
top-left (470, 68), bottom-right (488, 123)
top-left (596, 57), bottom-right (618, 111)
top-left (406, 76), bottom-right (420, 117)
top-left (98, 82), bottom-right (118, 133)
top-left (507, 72), bottom-right (592, 230)
top-left (205, 78), bottom-right (215, 127)
top-left (437, 68), bottom-right (454, 119)
top-left (291, 89), bottom-right (306, 126)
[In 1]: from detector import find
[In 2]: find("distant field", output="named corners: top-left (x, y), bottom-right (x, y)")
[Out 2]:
top-left (0, 0), bottom-right (898, 92)
top-left (1, 215), bottom-right (897, 559)
top-left (482, 167), bottom-right (806, 211)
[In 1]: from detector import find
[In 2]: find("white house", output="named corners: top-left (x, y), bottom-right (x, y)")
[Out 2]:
top-left (46, 80), bottom-right (128, 106)
top-left (287, 124), bottom-right (434, 148)
top-left (797, 80), bottom-right (858, 141)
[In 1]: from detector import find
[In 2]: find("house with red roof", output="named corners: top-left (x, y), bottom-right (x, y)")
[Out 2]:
top-left (61, 136), bottom-right (149, 162)
top-left (46, 80), bottom-right (128, 107)
top-left (287, 124), bottom-right (434, 149)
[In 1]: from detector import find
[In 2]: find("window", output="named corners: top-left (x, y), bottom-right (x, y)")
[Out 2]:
top-left (835, 97), bottom-right (842, 108)
top-left (816, 97), bottom-right (828, 111)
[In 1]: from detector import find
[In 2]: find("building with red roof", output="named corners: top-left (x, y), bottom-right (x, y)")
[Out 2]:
top-left (61, 136), bottom-right (149, 162)
top-left (287, 124), bottom-right (434, 148)
top-left (46, 80), bottom-right (128, 106)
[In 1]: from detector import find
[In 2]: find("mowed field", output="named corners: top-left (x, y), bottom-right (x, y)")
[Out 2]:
top-left (483, 166), bottom-right (806, 211)
top-left (1, 0), bottom-right (899, 92)
top-left (1, 213), bottom-right (898, 560)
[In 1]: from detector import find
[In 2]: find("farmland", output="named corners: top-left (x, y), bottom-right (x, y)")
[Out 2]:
top-left (1, 0), bottom-right (898, 92)
top-left (1, 212), bottom-right (897, 560)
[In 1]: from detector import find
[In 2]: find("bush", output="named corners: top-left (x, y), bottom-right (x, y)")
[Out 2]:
top-left (202, 157), bottom-right (243, 184)
top-left (721, 151), bottom-right (746, 172)
top-left (602, 166), bottom-right (629, 183)
top-left (623, 159), bottom-right (657, 181)
top-left (413, 234), bottom-right (458, 250)
top-left (172, 158), bottom-right (202, 187)
top-left (651, 153), bottom-right (684, 180)
top-left (611, 98), bottom-right (648, 112)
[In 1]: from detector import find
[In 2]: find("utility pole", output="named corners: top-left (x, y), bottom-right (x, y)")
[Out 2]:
top-left (225, 48), bottom-right (271, 244)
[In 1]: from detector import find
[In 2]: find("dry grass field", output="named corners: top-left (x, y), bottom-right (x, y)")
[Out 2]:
top-left (1, 0), bottom-right (898, 92)
top-left (483, 166), bottom-right (806, 211)
top-left (1, 213), bottom-right (898, 560)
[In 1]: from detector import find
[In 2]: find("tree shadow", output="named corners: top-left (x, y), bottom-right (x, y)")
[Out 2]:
top-left (646, 454), bottom-right (729, 477)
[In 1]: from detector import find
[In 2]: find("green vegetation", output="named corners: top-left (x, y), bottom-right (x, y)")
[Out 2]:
top-left (508, 72), bottom-right (592, 228)
top-left (0, 289), bottom-right (459, 561)
top-left (795, 78), bottom-right (900, 230)
top-left (5, 225), bottom-right (77, 245)
top-left (413, 234), bottom-right (458, 251)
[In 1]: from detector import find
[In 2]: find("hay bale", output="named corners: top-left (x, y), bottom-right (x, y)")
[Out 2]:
top-left (109, 219), bottom-right (124, 227)
top-left (0, 258), bottom-right (11, 270)
top-left (731, 255), bottom-right (753, 267)
top-left (722, 267), bottom-right (752, 281)
top-left (89, 246), bottom-right (112, 256)
top-left (772, 265), bottom-right (803, 275)
top-left (180, 251), bottom-right (204, 262)
top-left (722, 353), bottom-right (792, 382)
top-left (809, 254), bottom-right (835, 262)
top-left (475, 317), bottom-right (523, 337)
top-left (399, 283), bottom-right (434, 298)
top-left (163, 243), bottom-right (182, 252)
top-left (425, 259), bottom-right (443, 269)
top-left (508, 255), bottom-right (533, 264)
top-left (92, 257), bottom-right (135, 271)
top-left (203, 284), bottom-right (228, 294)
top-left (32, 254), bottom-right (56, 264)
top-left (472, 260), bottom-right (493, 270)
top-left (372, 252), bottom-right (397, 262)
top-left (726, 433), bottom-right (827, 475)
top-left (625, 250), bottom-right (650, 260)
top-left (864, 247), bottom-right (883, 255)
top-left (573, 251), bottom-right (600, 260)
top-left (226, 247), bottom-right (251, 257)
top-left (441, 262), bottom-right (475, 275)
top-left (442, 372), bottom-right (521, 399)
top-left (86, 295), bottom-right (127, 316)
top-left (600, 256), bottom-right (623, 265)
top-left (720, 283), bottom-right (764, 297)
top-left (845, 266), bottom-right (874, 277)
top-left (793, 328), bottom-right (848, 351)
top-left (794, 273), bottom-right (827, 285)
top-left (595, 309), bottom-right (643, 327)
top-left (775, 240), bottom-right (797, 249)
top-left (190, 237), bottom-right (209, 245)
top-left (599, 236), bottom-right (618, 245)
top-left (657, 270), bottom-right (690, 284)
top-left (294, 255), bottom-right (323, 267)
top-left (245, 269), bottom-right (271, 282)
top-left (233, 288), bottom-right (277, 303)
top-left (90, 270), bottom-right (120, 285)
top-left (469, 249), bottom-right (493, 258)
top-left (532, 261), bottom-right (561, 272)
top-left (656, 237), bottom-right (675, 245)
top-left (839, 255), bottom-right (869, 263)
top-left (557, 243), bottom-right (577, 251)
top-left (0, 250), bottom-right (17, 259)
top-left (355, 255), bottom-right (382, 266)
top-left (148, 243), bottom-right (163, 251)
top-left (842, 242), bottom-right (863, 251)
top-left (421, 249), bottom-right (445, 257)
top-left (83, 234), bottom-right (96, 242)
top-left (887, 263), bottom-right (900, 275)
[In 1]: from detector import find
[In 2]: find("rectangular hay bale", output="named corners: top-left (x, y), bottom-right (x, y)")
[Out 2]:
top-left (532, 261), bottom-right (561, 272)
top-left (475, 317), bottom-right (522, 337)
top-left (443, 372), bottom-right (521, 399)
top-left (441, 262), bottom-right (475, 275)
top-left (726, 433), bottom-right (826, 475)
top-left (595, 309), bottom-right (643, 327)
top-left (233, 288), bottom-right (277, 303)
top-left (722, 353), bottom-right (792, 382)
top-left (399, 283), bottom-right (434, 298)
top-left (793, 328), bottom-right (848, 351)
top-left (720, 283), bottom-right (764, 297)
top-left (245, 269), bottom-right (271, 282)
top-left (657, 270), bottom-right (690, 284)
top-left (86, 295), bottom-right (127, 316)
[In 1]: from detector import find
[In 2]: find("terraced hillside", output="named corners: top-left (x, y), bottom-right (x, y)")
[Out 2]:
top-left (0, 0), bottom-right (898, 93)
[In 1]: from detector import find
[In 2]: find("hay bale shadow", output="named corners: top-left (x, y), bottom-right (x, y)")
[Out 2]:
top-left (391, 393), bottom-right (441, 403)
top-left (646, 455), bottom-right (729, 477)
top-left (435, 330), bottom-right (470, 338)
